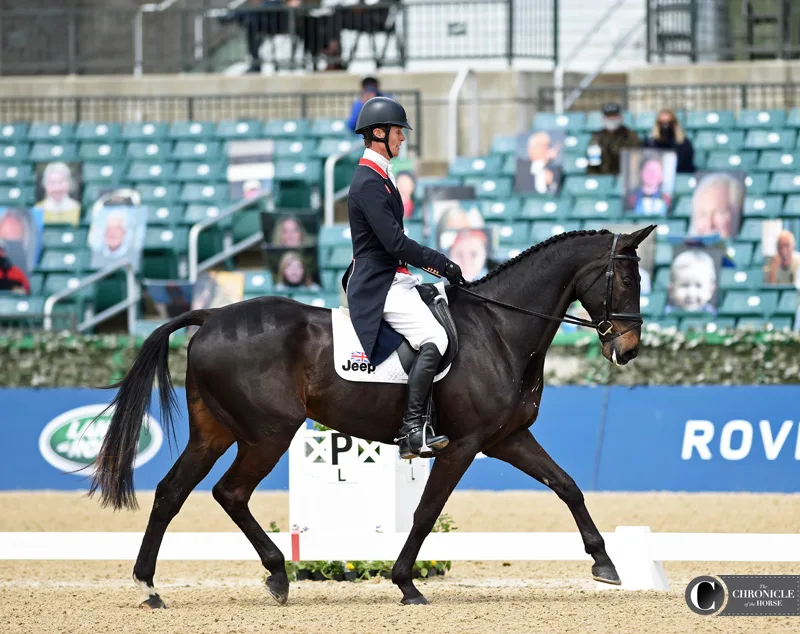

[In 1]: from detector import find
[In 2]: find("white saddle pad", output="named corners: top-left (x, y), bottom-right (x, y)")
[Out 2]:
top-left (331, 284), bottom-right (453, 385)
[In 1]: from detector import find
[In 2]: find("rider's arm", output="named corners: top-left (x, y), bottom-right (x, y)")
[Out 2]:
top-left (354, 180), bottom-right (448, 276)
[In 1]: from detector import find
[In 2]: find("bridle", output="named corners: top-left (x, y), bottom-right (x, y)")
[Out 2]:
top-left (453, 233), bottom-right (644, 342)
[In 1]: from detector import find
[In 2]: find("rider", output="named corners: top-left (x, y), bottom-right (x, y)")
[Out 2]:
top-left (343, 96), bottom-right (464, 460)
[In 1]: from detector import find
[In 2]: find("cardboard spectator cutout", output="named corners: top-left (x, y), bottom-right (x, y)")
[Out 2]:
top-left (621, 148), bottom-right (677, 217)
top-left (87, 206), bottom-right (148, 272)
top-left (35, 161), bottom-right (83, 226)
top-left (689, 171), bottom-right (746, 240)
top-left (0, 207), bottom-right (43, 275)
top-left (227, 140), bottom-right (275, 203)
top-left (665, 243), bottom-right (725, 315)
top-left (514, 130), bottom-right (565, 195)
top-left (762, 221), bottom-right (800, 286)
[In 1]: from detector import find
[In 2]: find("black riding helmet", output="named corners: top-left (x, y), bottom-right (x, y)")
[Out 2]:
top-left (355, 96), bottom-right (412, 159)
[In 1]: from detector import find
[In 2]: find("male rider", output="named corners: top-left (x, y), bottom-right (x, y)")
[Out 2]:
top-left (342, 96), bottom-right (464, 460)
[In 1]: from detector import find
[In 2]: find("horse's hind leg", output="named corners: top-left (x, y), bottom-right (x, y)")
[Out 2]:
top-left (212, 421), bottom-right (301, 606)
top-left (133, 389), bottom-right (234, 609)
top-left (483, 427), bottom-right (620, 585)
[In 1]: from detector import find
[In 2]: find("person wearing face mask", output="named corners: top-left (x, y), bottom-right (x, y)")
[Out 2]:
top-left (644, 109), bottom-right (695, 173)
top-left (586, 102), bottom-right (641, 176)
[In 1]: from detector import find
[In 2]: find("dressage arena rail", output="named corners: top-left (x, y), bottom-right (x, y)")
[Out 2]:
top-left (4, 527), bottom-right (800, 591)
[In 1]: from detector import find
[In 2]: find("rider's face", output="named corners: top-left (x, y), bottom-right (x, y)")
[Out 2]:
top-left (388, 126), bottom-right (405, 156)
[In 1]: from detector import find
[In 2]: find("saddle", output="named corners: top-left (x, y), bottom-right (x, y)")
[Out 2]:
top-left (331, 282), bottom-right (459, 385)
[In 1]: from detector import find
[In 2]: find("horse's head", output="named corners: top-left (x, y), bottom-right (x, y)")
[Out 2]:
top-left (577, 225), bottom-right (657, 366)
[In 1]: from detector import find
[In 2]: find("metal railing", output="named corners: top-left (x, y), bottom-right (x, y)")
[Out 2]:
top-left (646, 0), bottom-right (799, 63)
top-left (324, 147), bottom-right (362, 228)
top-left (447, 68), bottom-right (480, 164)
top-left (43, 261), bottom-right (139, 333)
top-left (0, 1), bottom-right (558, 76)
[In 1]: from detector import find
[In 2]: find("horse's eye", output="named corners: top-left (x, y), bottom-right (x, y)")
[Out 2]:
top-left (622, 276), bottom-right (633, 288)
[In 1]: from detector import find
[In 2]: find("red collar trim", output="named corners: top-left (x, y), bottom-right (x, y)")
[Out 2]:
top-left (359, 158), bottom-right (388, 179)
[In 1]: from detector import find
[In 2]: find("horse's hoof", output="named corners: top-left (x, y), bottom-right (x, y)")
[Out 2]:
top-left (139, 594), bottom-right (167, 610)
top-left (265, 575), bottom-right (289, 605)
top-left (401, 594), bottom-right (430, 606)
top-left (592, 563), bottom-right (621, 585)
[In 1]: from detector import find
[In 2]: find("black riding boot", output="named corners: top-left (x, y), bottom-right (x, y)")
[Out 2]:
top-left (396, 342), bottom-right (450, 460)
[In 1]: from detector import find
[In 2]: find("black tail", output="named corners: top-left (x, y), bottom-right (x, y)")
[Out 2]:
top-left (88, 310), bottom-right (210, 511)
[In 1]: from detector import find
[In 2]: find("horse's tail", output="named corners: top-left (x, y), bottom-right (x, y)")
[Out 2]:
top-left (88, 309), bottom-right (211, 511)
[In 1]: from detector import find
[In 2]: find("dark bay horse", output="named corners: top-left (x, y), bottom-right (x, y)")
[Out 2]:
top-left (89, 225), bottom-right (656, 608)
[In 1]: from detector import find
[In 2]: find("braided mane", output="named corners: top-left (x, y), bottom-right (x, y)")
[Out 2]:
top-left (463, 228), bottom-right (612, 288)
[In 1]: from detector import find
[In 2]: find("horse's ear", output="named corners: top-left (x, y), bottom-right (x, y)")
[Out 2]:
top-left (618, 224), bottom-right (657, 250)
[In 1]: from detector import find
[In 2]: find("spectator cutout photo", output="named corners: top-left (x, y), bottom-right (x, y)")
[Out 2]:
top-left (762, 221), bottom-right (800, 286)
top-left (665, 244), bottom-right (724, 315)
top-left (393, 156), bottom-right (418, 219)
top-left (191, 271), bottom-right (245, 310)
top-left (429, 199), bottom-right (485, 252)
top-left (438, 227), bottom-right (495, 283)
top-left (227, 140), bottom-right (275, 203)
top-left (422, 185), bottom-right (477, 241)
top-left (143, 280), bottom-right (194, 320)
top-left (0, 207), bottom-right (43, 275)
top-left (262, 210), bottom-right (319, 249)
top-left (0, 238), bottom-right (30, 294)
top-left (91, 188), bottom-right (142, 217)
top-left (621, 149), bottom-right (677, 217)
top-left (689, 171), bottom-right (746, 240)
top-left (35, 161), bottom-right (83, 226)
top-left (87, 206), bottom-right (148, 272)
top-left (514, 130), bottom-right (565, 195)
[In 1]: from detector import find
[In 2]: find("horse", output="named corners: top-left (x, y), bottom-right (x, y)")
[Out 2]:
top-left (89, 225), bottom-right (656, 608)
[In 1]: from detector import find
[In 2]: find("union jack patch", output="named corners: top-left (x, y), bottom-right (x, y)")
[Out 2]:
top-left (351, 351), bottom-right (369, 363)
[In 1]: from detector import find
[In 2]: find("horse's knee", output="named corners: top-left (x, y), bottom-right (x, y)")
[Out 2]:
top-left (151, 480), bottom-right (183, 522)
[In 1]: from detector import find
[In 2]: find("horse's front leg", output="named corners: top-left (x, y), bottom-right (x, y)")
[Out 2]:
top-left (392, 438), bottom-right (479, 604)
top-left (483, 426), bottom-right (620, 585)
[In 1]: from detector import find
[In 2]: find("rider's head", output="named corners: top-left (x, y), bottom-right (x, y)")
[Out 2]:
top-left (355, 96), bottom-right (412, 160)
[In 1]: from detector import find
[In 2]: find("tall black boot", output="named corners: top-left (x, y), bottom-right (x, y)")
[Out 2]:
top-left (396, 342), bottom-right (449, 460)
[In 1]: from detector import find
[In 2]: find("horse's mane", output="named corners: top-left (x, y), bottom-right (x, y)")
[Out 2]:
top-left (464, 228), bottom-right (612, 288)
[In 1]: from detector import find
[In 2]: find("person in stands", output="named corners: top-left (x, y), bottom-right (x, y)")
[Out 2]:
top-left (0, 239), bottom-right (29, 294)
top-left (586, 102), bottom-right (641, 176)
top-left (644, 109), bottom-right (695, 173)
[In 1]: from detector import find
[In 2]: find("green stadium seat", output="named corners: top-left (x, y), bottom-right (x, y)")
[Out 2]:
top-left (35, 248), bottom-right (87, 274)
top-left (486, 221), bottom-right (528, 246)
top-left (653, 218), bottom-right (688, 238)
top-left (319, 224), bottom-right (352, 247)
top-left (274, 139), bottom-right (314, 160)
top-left (182, 203), bottom-right (225, 225)
top-left (745, 173), bottom-right (770, 196)
top-left (78, 142), bottom-right (125, 162)
top-left (719, 266), bottom-right (762, 290)
top-left (244, 271), bottom-right (274, 294)
top-left (679, 317), bottom-right (736, 333)
top-left (29, 142), bottom-right (78, 163)
top-left (325, 245), bottom-right (353, 269)
top-left (82, 162), bottom-right (122, 184)
top-left (310, 118), bottom-right (351, 137)
top-left (264, 119), bottom-right (311, 138)
top-left (43, 273), bottom-right (93, 301)
top-left (563, 132), bottom-right (591, 154)
top-left (0, 123), bottom-right (28, 141)
top-left (136, 183), bottom-right (180, 206)
top-left (28, 123), bottom-right (75, 141)
top-left (530, 220), bottom-right (580, 243)
top-left (315, 137), bottom-right (360, 159)
top-left (562, 152), bottom-right (589, 175)
top-left (0, 295), bottom-right (45, 320)
top-left (654, 242), bottom-right (673, 267)
top-left (501, 154), bottom-right (515, 177)
top-left (726, 242), bottom-right (754, 267)
top-left (75, 122), bottom-right (121, 142)
top-left (449, 156), bottom-right (503, 178)
top-left (743, 194), bottom-right (783, 218)
top-left (231, 209), bottom-right (261, 243)
top-left (0, 185), bottom-right (33, 206)
top-left (775, 291), bottom-right (798, 316)
top-left (674, 173), bottom-right (700, 197)
top-left (744, 130), bottom-right (797, 151)
top-left (171, 140), bottom-right (222, 161)
top-left (274, 160), bottom-right (322, 183)
top-left (640, 291), bottom-right (666, 318)
top-left (520, 197), bottom-right (572, 219)
top-left (783, 195), bottom-right (800, 216)
top-left (144, 226), bottom-right (188, 252)
top-left (683, 110), bottom-right (735, 130)
top-left (414, 177), bottom-right (461, 200)
top-left (569, 197), bottom-right (623, 219)
top-left (584, 111), bottom-right (634, 131)
top-left (215, 120), bottom-right (264, 139)
top-left (146, 205), bottom-right (182, 226)
top-left (126, 161), bottom-right (175, 182)
top-left (179, 182), bottom-right (227, 204)
top-left (787, 109), bottom-right (800, 128)
top-left (489, 136), bottom-right (518, 155)
top-left (653, 266), bottom-right (670, 290)
top-left (737, 218), bottom-right (764, 241)
top-left (718, 290), bottom-right (778, 317)
top-left (0, 143), bottom-right (29, 163)
top-left (175, 161), bottom-right (225, 182)
top-left (0, 164), bottom-right (32, 183)
top-left (462, 176), bottom-right (513, 199)
top-left (705, 150), bottom-right (758, 171)
top-left (81, 183), bottom-right (106, 208)
top-left (41, 226), bottom-right (87, 250)
top-left (768, 172), bottom-right (800, 195)
top-left (735, 109), bottom-right (786, 129)
top-left (168, 121), bottom-right (216, 140)
top-left (126, 141), bottom-right (172, 162)
top-left (693, 130), bottom-right (745, 152)
top-left (634, 111), bottom-right (665, 131)
top-left (756, 151), bottom-right (799, 172)
top-left (290, 293), bottom-right (329, 308)
top-left (533, 112), bottom-right (586, 132)
top-left (121, 122), bottom-right (169, 141)
top-left (479, 199), bottom-right (521, 221)
top-left (562, 175), bottom-right (615, 198)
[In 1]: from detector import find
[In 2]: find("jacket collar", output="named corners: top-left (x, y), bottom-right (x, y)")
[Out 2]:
top-left (361, 148), bottom-right (393, 181)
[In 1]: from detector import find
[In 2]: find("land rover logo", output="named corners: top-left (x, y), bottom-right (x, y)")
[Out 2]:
top-left (38, 404), bottom-right (163, 474)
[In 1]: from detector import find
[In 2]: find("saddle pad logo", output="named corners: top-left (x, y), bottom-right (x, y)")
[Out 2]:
top-left (343, 350), bottom-right (375, 374)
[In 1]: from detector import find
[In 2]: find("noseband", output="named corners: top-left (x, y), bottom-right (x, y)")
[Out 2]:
top-left (454, 233), bottom-right (643, 341)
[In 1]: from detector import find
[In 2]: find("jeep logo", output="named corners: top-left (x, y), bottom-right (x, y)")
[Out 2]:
top-left (38, 404), bottom-right (163, 475)
top-left (341, 359), bottom-right (376, 374)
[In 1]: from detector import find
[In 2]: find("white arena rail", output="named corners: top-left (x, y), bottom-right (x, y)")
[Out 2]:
top-left (3, 526), bottom-right (799, 591)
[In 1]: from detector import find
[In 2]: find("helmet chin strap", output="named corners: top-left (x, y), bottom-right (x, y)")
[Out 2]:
top-left (371, 125), bottom-right (394, 159)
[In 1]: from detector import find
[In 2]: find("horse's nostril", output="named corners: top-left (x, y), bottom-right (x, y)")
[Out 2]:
top-left (621, 347), bottom-right (639, 363)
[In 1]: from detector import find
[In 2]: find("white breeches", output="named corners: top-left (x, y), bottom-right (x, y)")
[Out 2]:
top-left (382, 272), bottom-right (448, 356)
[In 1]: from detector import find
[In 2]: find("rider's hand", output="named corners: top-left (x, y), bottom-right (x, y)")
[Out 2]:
top-left (443, 259), bottom-right (464, 286)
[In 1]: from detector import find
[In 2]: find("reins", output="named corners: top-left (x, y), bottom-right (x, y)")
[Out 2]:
top-left (451, 233), bottom-right (644, 341)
